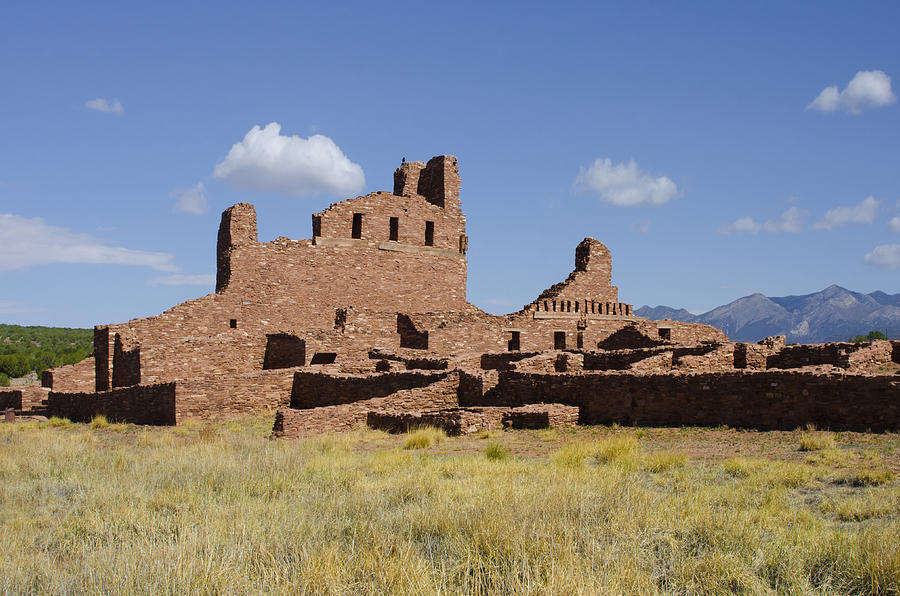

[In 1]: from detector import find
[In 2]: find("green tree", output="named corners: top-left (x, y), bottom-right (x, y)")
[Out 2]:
top-left (849, 330), bottom-right (888, 343)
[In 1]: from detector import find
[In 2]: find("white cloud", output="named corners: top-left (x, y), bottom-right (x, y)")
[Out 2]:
top-left (171, 183), bottom-right (208, 215)
top-left (812, 196), bottom-right (879, 230)
top-left (718, 207), bottom-right (805, 234)
top-left (213, 123), bottom-right (365, 197)
top-left (85, 97), bottom-right (124, 115)
top-left (147, 273), bottom-right (216, 286)
top-left (865, 244), bottom-right (900, 270)
top-left (0, 301), bottom-right (41, 314)
top-left (807, 70), bottom-right (897, 114)
top-left (0, 214), bottom-right (176, 271)
top-left (574, 158), bottom-right (678, 206)
top-left (889, 216), bottom-right (900, 233)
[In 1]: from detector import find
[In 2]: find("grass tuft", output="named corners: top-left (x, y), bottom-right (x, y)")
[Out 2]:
top-left (835, 467), bottom-right (894, 487)
top-left (799, 431), bottom-right (835, 451)
top-left (402, 425), bottom-right (446, 450)
top-left (641, 451), bottom-right (687, 472)
top-left (89, 414), bottom-right (110, 428)
top-left (485, 442), bottom-right (508, 461)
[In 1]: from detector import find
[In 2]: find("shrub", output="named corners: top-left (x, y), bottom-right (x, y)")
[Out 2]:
top-left (46, 416), bottom-right (71, 428)
top-left (403, 426), bottom-right (446, 450)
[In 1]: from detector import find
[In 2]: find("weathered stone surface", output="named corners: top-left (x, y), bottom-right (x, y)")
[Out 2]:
top-left (30, 154), bottom-right (896, 434)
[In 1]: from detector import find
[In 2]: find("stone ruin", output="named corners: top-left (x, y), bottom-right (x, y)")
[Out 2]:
top-left (4, 156), bottom-right (899, 434)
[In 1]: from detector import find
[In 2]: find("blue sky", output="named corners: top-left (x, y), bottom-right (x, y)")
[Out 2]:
top-left (2, 1), bottom-right (899, 327)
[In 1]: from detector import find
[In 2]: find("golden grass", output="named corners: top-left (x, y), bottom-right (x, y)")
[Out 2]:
top-left (799, 431), bottom-right (836, 451)
top-left (402, 425), bottom-right (446, 450)
top-left (0, 418), bottom-right (897, 594)
top-left (89, 414), bottom-right (110, 428)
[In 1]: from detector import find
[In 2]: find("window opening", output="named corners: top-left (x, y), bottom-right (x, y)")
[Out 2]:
top-left (507, 331), bottom-right (521, 352)
top-left (312, 215), bottom-right (321, 237)
top-left (425, 221), bottom-right (434, 246)
top-left (229, 319), bottom-right (237, 329)
top-left (577, 332), bottom-right (584, 349)
top-left (554, 331), bottom-right (566, 350)
top-left (352, 213), bottom-right (363, 239)
top-left (389, 217), bottom-right (399, 241)
top-left (658, 328), bottom-right (672, 341)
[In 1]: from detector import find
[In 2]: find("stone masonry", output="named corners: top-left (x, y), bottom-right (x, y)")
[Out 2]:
top-left (28, 155), bottom-right (899, 433)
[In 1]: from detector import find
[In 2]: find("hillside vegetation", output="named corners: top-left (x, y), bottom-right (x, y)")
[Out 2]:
top-left (0, 324), bottom-right (92, 385)
top-left (1, 418), bottom-right (897, 594)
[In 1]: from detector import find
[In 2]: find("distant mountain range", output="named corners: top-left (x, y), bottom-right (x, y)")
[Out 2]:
top-left (636, 285), bottom-right (900, 343)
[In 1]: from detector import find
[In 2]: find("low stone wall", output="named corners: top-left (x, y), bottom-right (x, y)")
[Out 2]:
top-left (0, 389), bottom-right (22, 410)
top-left (470, 370), bottom-right (900, 432)
top-left (291, 370), bottom-right (460, 409)
top-left (174, 368), bottom-right (299, 422)
top-left (41, 357), bottom-right (96, 391)
top-left (366, 407), bottom-right (507, 435)
top-left (846, 340), bottom-right (895, 371)
top-left (47, 383), bottom-right (176, 425)
top-left (502, 403), bottom-right (579, 429)
top-left (273, 371), bottom-right (463, 437)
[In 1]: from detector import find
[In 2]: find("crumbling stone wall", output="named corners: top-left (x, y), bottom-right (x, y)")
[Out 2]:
top-left (0, 389), bottom-right (22, 411)
top-left (41, 356), bottom-right (95, 391)
top-left (468, 370), bottom-right (900, 432)
top-left (290, 370), bottom-right (461, 410)
top-left (174, 368), bottom-right (298, 422)
top-left (48, 383), bottom-right (176, 425)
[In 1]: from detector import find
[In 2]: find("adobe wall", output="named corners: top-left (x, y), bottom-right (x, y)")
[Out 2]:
top-left (467, 370), bottom-right (900, 431)
top-left (47, 383), bottom-right (176, 425)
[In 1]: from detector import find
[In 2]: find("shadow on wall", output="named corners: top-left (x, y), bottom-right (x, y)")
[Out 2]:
top-left (597, 326), bottom-right (666, 350)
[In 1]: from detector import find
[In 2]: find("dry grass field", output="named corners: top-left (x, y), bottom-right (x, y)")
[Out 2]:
top-left (1, 416), bottom-right (898, 595)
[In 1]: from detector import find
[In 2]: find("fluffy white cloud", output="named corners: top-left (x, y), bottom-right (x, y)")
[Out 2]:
top-left (574, 158), bottom-right (677, 206)
top-left (147, 273), bottom-right (216, 286)
top-left (812, 196), bottom-right (879, 230)
top-left (0, 214), bottom-right (176, 271)
top-left (865, 244), bottom-right (900, 270)
top-left (807, 70), bottom-right (897, 114)
top-left (85, 97), bottom-right (124, 115)
top-left (718, 207), bottom-right (805, 234)
top-left (213, 123), bottom-right (365, 197)
top-left (171, 183), bottom-right (208, 215)
top-left (889, 216), bottom-right (900, 233)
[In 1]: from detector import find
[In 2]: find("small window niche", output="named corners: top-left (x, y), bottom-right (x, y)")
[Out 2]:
top-left (311, 215), bottom-right (321, 238)
top-left (351, 213), bottom-right (363, 239)
top-left (424, 221), bottom-right (434, 246)
top-left (507, 331), bottom-right (521, 352)
top-left (554, 331), bottom-right (566, 350)
top-left (229, 319), bottom-right (237, 329)
top-left (658, 327), bottom-right (672, 341)
top-left (389, 216), bottom-right (399, 241)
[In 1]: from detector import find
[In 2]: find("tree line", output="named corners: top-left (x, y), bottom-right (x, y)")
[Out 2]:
top-left (0, 324), bottom-right (92, 386)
